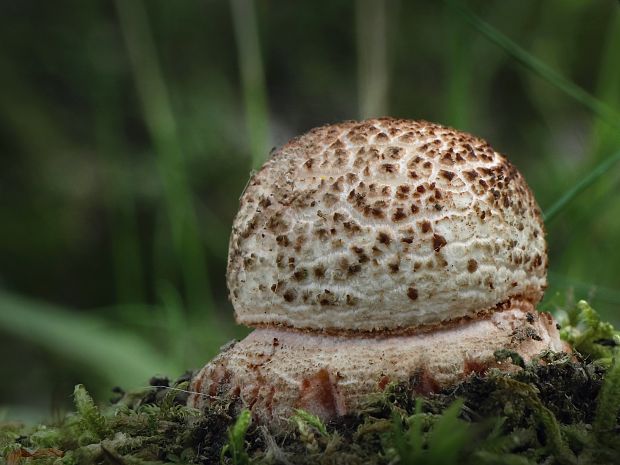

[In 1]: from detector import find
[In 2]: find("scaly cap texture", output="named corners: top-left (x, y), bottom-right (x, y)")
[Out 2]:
top-left (228, 118), bottom-right (547, 332)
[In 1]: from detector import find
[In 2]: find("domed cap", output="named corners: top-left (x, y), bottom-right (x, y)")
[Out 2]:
top-left (227, 118), bottom-right (547, 332)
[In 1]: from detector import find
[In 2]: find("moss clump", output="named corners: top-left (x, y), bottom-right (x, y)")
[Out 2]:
top-left (2, 301), bottom-right (620, 464)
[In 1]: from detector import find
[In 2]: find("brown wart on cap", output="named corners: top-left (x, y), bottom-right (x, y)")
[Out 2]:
top-left (189, 118), bottom-right (566, 431)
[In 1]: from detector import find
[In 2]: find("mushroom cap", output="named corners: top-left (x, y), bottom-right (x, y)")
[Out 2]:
top-left (229, 118), bottom-right (547, 332)
top-left (189, 304), bottom-right (567, 430)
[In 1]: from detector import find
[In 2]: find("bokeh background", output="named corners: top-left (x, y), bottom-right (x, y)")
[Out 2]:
top-left (1, 0), bottom-right (619, 421)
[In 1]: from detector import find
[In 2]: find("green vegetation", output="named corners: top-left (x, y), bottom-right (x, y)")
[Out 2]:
top-left (0, 0), bottom-right (619, 455)
top-left (221, 410), bottom-right (252, 465)
top-left (558, 300), bottom-right (620, 364)
top-left (2, 301), bottom-right (620, 464)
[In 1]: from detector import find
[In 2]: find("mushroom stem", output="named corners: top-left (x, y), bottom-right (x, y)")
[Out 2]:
top-left (190, 304), bottom-right (566, 430)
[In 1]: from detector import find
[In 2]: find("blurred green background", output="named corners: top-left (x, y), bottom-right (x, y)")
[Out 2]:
top-left (1, 0), bottom-right (619, 421)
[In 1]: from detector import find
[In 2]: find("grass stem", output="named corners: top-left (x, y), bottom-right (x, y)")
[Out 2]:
top-left (230, 0), bottom-right (271, 169)
top-left (444, 0), bottom-right (472, 129)
top-left (543, 150), bottom-right (620, 223)
top-left (0, 291), bottom-right (176, 386)
top-left (356, 0), bottom-right (389, 119)
top-left (114, 0), bottom-right (213, 313)
top-left (452, 1), bottom-right (620, 130)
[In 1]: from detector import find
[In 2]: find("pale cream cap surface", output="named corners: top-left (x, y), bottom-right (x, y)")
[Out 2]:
top-left (228, 118), bottom-right (547, 332)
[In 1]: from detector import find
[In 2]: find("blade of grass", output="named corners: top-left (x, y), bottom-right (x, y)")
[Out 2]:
top-left (407, 398), bottom-right (425, 460)
top-left (451, 1), bottom-right (620, 130)
top-left (547, 272), bottom-right (620, 307)
top-left (443, 0), bottom-right (472, 129)
top-left (588, 8), bottom-right (620, 159)
top-left (356, 0), bottom-right (389, 118)
top-left (114, 0), bottom-right (213, 313)
top-left (221, 409), bottom-right (252, 465)
top-left (157, 280), bottom-right (189, 368)
top-left (230, 0), bottom-right (271, 169)
top-left (0, 291), bottom-right (177, 386)
top-left (0, 54), bottom-right (74, 162)
top-left (427, 399), bottom-right (469, 464)
top-left (543, 149), bottom-right (620, 223)
top-left (92, 57), bottom-right (145, 305)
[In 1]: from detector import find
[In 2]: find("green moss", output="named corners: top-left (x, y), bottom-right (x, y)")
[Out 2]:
top-left (558, 300), bottom-right (620, 365)
top-left (2, 301), bottom-right (620, 464)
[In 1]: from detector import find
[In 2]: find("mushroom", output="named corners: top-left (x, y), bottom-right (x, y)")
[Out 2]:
top-left (189, 118), bottom-right (567, 430)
